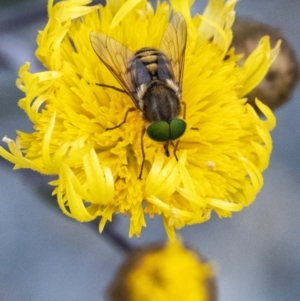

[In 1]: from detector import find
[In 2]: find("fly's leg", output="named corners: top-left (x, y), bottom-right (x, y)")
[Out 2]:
top-left (138, 128), bottom-right (146, 180)
top-left (164, 140), bottom-right (180, 160)
top-left (94, 82), bottom-right (144, 179)
top-left (167, 101), bottom-right (185, 160)
top-left (181, 101), bottom-right (186, 119)
top-left (173, 140), bottom-right (180, 161)
top-left (106, 107), bottom-right (136, 130)
top-left (93, 83), bottom-right (136, 130)
top-left (164, 141), bottom-right (170, 157)
top-left (182, 101), bottom-right (198, 131)
top-left (95, 83), bottom-right (127, 94)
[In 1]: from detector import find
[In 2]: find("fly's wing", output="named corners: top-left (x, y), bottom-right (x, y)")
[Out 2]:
top-left (90, 32), bottom-right (150, 108)
top-left (159, 13), bottom-right (187, 91)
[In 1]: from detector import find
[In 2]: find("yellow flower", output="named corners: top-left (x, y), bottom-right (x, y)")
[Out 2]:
top-left (107, 240), bottom-right (216, 301)
top-left (0, 0), bottom-right (279, 238)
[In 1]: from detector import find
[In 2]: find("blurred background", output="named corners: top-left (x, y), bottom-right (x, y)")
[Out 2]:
top-left (0, 0), bottom-right (299, 300)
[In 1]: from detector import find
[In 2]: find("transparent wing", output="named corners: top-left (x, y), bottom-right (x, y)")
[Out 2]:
top-left (90, 32), bottom-right (140, 107)
top-left (159, 13), bottom-right (187, 90)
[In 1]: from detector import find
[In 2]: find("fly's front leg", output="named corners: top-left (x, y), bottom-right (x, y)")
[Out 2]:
top-left (173, 140), bottom-right (180, 161)
top-left (164, 141), bottom-right (170, 157)
top-left (164, 141), bottom-right (180, 160)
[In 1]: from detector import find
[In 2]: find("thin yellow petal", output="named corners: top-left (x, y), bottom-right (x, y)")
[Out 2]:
top-left (110, 0), bottom-right (143, 29)
top-left (255, 99), bottom-right (276, 130)
top-left (240, 37), bottom-right (281, 96)
top-left (208, 198), bottom-right (244, 211)
top-left (82, 149), bottom-right (115, 204)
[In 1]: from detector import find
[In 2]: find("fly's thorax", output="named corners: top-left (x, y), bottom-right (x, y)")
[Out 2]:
top-left (165, 78), bottom-right (181, 99)
top-left (137, 84), bottom-right (147, 109)
top-left (141, 80), bottom-right (181, 123)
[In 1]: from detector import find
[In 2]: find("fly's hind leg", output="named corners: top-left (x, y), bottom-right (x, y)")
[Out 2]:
top-left (106, 107), bottom-right (136, 130)
top-left (95, 83), bottom-right (127, 94)
top-left (138, 127), bottom-right (146, 180)
top-left (93, 83), bottom-right (136, 131)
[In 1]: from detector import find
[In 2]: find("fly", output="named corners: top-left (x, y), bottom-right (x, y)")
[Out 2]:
top-left (90, 13), bottom-right (187, 179)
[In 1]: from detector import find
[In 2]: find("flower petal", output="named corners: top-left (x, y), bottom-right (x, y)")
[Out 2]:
top-left (240, 37), bottom-right (281, 96)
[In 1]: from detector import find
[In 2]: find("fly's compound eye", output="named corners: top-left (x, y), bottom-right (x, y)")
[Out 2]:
top-left (146, 118), bottom-right (186, 142)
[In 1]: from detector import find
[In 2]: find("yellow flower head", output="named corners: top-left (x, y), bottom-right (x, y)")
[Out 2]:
top-left (0, 0), bottom-right (279, 238)
top-left (107, 241), bottom-right (216, 301)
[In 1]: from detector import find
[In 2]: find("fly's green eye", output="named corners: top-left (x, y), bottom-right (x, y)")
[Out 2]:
top-left (146, 119), bottom-right (186, 142)
top-left (147, 121), bottom-right (170, 142)
top-left (169, 118), bottom-right (186, 140)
